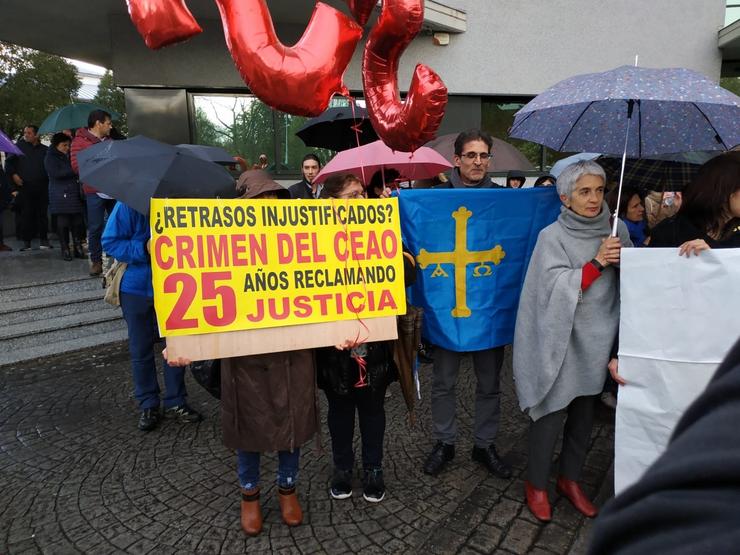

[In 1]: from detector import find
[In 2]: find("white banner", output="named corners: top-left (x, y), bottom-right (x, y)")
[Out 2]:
top-left (614, 248), bottom-right (740, 494)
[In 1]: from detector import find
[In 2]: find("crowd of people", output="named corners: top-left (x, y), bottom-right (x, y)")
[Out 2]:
top-left (0, 110), bottom-right (117, 275)
top-left (2, 122), bottom-right (739, 542)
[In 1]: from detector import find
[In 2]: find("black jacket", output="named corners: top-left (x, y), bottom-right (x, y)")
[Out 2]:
top-left (650, 214), bottom-right (740, 249)
top-left (44, 148), bottom-right (84, 215)
top-left (288, 179), bottom-right (315, 199)
top-left (589, 336), bottom-right (740, 554)
top-left (5, 140), bottom-right (48, 188)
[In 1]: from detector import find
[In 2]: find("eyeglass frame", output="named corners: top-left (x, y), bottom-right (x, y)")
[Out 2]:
top-left (458, 151), bottom-right (493, 161)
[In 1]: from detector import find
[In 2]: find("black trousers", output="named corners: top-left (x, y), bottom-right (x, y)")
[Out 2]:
top-left (325, 386), bottom-right (386, 472)
top-left (56, 213), bottom-right (85, 248)
top-left (19, 185), bottom-right (48, 242)
top-left (527, 395), bottom-right (596, 489)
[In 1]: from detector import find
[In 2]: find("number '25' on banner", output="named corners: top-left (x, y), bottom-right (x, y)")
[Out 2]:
top-left (150, 198), bottom-right (407, 337)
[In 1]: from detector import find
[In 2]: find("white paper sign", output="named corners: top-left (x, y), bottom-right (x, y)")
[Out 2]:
top-left (614, 248), bottom-right (740, 494)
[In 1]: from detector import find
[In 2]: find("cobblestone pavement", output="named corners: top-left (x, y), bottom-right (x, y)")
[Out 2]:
top-left (0, 344), bottom-right (615, 554)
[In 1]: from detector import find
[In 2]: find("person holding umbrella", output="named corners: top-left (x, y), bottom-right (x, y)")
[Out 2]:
top-left (71, 109), bottom-right (114, 276)
top-left (288, 153), bottom-right (322, 199)
top-left (101, 202), bottom-right (203, 432)
top-left (513, 160), bottom-right (631, 522)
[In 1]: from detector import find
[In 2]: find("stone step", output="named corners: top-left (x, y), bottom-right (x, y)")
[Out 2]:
top-left (0, 329), bottom-right (130, 367)
top-left (0, 289), bottom-right (110, 326)
top-left (0, 311), bottom-right (127, 358)
top-left (0, 275), bottom-right (102, 303)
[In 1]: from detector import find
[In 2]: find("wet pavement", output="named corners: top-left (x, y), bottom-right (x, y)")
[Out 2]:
top-left (0, 341), bottom-right (615, 554)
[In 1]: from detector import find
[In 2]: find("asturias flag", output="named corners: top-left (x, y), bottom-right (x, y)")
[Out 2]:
top-left (399, 188), bottom-right (561, 351)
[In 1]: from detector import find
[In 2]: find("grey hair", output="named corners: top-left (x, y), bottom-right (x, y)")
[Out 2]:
top-left (556, 160), bottom-right (606, 198)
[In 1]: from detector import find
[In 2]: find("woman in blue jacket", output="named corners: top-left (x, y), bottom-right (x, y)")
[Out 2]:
top-left (44, 133), bottom-right (86, 260)
top-left (102, 202), bottom-right (202, 431)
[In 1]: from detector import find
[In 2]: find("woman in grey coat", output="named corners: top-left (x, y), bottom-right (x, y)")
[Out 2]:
top-left (513, 160), bottom-right (631, 523)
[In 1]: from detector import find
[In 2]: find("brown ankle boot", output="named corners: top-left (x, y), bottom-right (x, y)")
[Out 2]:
top-left (240, 487), bottom-right (262, 536)
top-left (278, 486), bottom-right (303, 526)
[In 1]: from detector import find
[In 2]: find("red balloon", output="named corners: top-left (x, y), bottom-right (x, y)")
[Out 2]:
top-left (362, 0), bottom-right (448, 152)
top-left (344, 0), bottom-right (376, 26)
top-left (214, 0), bottom-right (363, 117)
top-left (126, 0), bottom-right (202, 49)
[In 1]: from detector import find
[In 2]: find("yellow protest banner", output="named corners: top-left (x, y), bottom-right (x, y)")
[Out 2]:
top-left (150, 198), bottom-right (406, 337)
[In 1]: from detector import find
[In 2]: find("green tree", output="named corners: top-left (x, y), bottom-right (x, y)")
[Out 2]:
top-left (720, 76), bottom-right (740, 97)
top-left (93, 70), bottom-right (127, 135)
top-left (0, 42), bottom-right (80, 137)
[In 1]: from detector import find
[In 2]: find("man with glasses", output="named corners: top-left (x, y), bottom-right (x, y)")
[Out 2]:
top-left (436, 129), bottom-right (501, 189)
top-left (424, 129), bottom-right (511, 480)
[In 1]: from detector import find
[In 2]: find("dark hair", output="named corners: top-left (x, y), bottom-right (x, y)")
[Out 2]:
top-left (109, 127), bottom-right (127, 140)
top-left (367, 168), bottom-right (400, 198)
top-left (301, 153), bottom-right (321, 167)
top-left (534, 174), bottom-right (556, 187)
top-left (454, 129), bottom-right (493, 156)
top-left (319, 173), bottom-right (363, 199)
top-left (87, 109), bottom-right (111, 129)
top-left (50, 132), bottom-right (71, 148)
top-left (23, 124), bottom-right (39, 134)
top-left (607, 186), bottom-right (643, 219)
top-left (679, 151), bottom-right (740, 240)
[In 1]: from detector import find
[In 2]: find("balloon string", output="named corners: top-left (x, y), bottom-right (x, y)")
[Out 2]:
top-left (330, 196), bottom-right (371, 388)
top-left (346, 95), bottom-right (369, 187)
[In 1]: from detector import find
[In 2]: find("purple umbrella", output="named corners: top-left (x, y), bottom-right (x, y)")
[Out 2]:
top-left (0, 129), bottom-right (22, 156)
top-left (509, 65), bottom-right (740, 233)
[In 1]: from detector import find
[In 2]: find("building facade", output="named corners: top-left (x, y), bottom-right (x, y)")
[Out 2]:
top-left (1, 0), bottom-right (736, 174)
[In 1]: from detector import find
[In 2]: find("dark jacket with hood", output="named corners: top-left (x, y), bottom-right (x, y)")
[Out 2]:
top-left (71, 128), bottom-right (110, 194)
top-left (44, 147), bottom-right (84, 215)
top-left (221, 170), bottom-right (317, 452)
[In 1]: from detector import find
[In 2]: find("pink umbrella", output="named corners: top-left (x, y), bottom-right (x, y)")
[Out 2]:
top-left (313, 140), bottom-right (452, 185)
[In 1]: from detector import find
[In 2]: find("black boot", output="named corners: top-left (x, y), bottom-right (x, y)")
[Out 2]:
top-left (72, 242), bottom-right (85, 259)
top-left (423, 442), bottom-right (455, 476)
top-left (61, 244), bottom-right (72, 261)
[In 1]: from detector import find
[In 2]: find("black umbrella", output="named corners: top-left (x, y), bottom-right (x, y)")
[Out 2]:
top-left (77, 135), bottom-right (237, 215)
top-left (296, 105), bottom-right (379, 151)
top-left (176, 143), bottom-right (236, 164)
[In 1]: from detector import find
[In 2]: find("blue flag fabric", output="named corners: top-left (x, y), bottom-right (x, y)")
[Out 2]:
top-left (399, 188), bottom-right (561, 352)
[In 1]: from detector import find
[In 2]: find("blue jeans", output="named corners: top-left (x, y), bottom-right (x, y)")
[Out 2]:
top-left (237, 448), bottom-right (301, 490)
top-left (86, 193), bottom-right (115, 263)
top-left (120, 292), bottom-right (186, 410)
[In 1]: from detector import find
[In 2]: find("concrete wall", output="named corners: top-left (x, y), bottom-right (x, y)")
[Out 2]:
top-left (111, 0), bottom-right (726, 94)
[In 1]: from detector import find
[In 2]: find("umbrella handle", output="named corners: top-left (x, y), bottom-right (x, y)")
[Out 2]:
top-left (611, 99), bottom-right (636, 237)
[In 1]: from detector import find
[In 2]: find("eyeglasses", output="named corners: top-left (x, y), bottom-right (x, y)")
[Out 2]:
top-left (460, 152), bottom-right (492, 161)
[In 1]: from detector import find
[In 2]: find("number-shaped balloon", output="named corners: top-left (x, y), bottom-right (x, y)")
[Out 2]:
top-left (126, 0), bottom-right (448, 148)
top-left (362, 0), bottom-right (448, 151)
top-left (214, 0), bottom-right (363, 116)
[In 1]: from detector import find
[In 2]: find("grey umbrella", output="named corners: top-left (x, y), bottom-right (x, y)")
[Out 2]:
top-left (509, 64), bottom-right (740, 233)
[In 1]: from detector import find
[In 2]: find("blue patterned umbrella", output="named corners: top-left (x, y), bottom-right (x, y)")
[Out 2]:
top-left (509, 66), bottom-right (740, 157)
